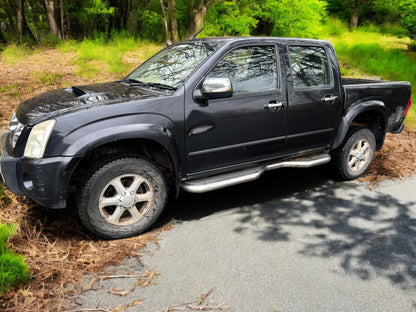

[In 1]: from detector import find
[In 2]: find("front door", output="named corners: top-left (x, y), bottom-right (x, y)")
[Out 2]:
top-left (185, 45), bottom-right (288, 175)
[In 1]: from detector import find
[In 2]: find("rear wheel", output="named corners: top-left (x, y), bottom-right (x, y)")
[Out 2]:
top-left (77, 157), bottom-right (167, 239)
top-left (331, 127), bottom-right (376, 180)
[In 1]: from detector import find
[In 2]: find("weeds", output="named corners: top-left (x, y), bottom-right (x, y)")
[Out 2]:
top-left (0, 223), bottom-right (30, 294)
top-left (2, 45), bottom-right (31, 65)
top-left (327, 28), bottom-right (416, 125)
top-left (32, 71), bottom-right (63, 85)
top-left (73, 38), bottom-right (163, 78)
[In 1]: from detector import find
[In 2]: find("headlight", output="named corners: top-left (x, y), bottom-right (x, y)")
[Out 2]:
top-left (23, 120), bottom-right (56, 159)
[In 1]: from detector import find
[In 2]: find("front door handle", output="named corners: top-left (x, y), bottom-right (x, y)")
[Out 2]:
top-left (264, 102), bottom-right (285, 110)
top-left (321, 95), bottom-right (339, 103)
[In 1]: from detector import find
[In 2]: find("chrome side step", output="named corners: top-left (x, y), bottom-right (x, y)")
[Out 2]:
top-left (181, 153), bottom-right (331, 193)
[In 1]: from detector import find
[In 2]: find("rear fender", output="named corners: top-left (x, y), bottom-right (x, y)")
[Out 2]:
top-left (332, 100), bottom-right (386, 150)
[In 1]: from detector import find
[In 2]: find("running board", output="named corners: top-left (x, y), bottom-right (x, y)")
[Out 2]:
top-left (181, 153), bottom-right (331, 193)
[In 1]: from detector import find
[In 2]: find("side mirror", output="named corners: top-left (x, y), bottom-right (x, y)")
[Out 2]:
top-left (193, 78), bottom-right (233, 102)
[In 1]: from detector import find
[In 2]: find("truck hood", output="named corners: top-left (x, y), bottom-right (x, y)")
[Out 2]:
top-left (16, 81), bottom-right (168, 126)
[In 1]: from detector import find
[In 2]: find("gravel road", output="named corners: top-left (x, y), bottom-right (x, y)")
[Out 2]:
top-left (72, 168), bottom-right (416, 312)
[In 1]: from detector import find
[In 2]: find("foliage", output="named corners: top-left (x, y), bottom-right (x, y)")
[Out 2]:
top-left (2, 44), bottom-right (31, 65)
top-left (399, 1), bottom-right (416, 42)
top-left (329, 29), bottom-right (416, 122)
top-left (0, 223), bottom-right (30, 294)
top-left (261, 0), bottom-right (328, 38)
top-left (204, 1), bottom-right (258, 36)
top-left (203, 0), bottom-right (328, 38)
top-left (138, 10), bottom-right (165, 43)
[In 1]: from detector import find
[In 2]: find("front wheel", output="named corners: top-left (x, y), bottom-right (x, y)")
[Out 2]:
top-left (77, 157), bottom-right (167, 239)
top-left (331, 127), bottom-right (376, 180)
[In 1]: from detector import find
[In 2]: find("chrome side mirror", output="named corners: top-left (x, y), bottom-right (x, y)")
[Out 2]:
top-left (193, 78), bottom-right (233, 102)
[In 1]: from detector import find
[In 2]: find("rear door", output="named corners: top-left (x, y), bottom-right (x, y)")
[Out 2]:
top-left (285, 44), bottom-right (341, 153)
top-left (185, 44), bottom-right (288, 175)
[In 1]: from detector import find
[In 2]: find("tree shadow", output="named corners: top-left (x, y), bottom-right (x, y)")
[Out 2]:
top-left (161, 168), bottom-right (416, 290)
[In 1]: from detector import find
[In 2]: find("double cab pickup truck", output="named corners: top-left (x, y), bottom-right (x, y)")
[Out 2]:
top-left (1, 37), bottom-right (412, 239)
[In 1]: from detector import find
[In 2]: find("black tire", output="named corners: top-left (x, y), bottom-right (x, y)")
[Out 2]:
top-left (331, 127), bottom-right (376, 181)
top-left (77, 157), bottom-right (167, 239)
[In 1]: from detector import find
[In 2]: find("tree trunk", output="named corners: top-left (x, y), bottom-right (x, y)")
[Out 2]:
top-left (351, 7), bottom-right (359, 28)
top-left (168, 0), bottom-right (179, 42)
top-left (45, 0), bottom-right (60, 37)
top-left (190, 0), bottom-right (219, 35)
top-left (15, 0), bottom-right (36, 42)
top-left (0, 29), bottom-right (6, 44)
top-left (160, 0), bottom-right (172, 45)
top-left (60, 0), bottom-right (65, 39)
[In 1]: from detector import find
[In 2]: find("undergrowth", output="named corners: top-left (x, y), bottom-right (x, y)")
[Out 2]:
top-left (0, 222), bottom-right (30, 294)
top-left (327, 28), bottom-right (416, 128)
top-left (60, 38), bottom-right (163, 78)
top-left (1, 45), bottom-right (31, 65)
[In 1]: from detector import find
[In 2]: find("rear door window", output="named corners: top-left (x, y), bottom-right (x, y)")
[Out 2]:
top-left (288, 46), bottom-right (331, 88)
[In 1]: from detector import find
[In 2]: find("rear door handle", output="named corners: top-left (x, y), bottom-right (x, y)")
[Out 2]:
top-left (264, 102), bottom-right (285, 110)
top-left (321, 95), bottom-right (339, 103)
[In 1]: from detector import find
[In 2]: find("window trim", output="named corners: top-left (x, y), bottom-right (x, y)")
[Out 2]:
top-left (202, 44), bottom-right (282, 96)
top-left (287, 44), bottom-right (334, 90)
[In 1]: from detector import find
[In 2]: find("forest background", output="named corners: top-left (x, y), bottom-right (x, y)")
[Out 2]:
top-left (1, 0), bottom-right (416, 45)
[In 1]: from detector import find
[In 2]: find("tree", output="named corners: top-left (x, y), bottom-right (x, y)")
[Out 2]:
top-left (399, 0), bottom-right (416, 42)
top-left (327, 0), bottom-right (372, 29)
top-left (10, 0), bottom-right (36, 42)
top-left (44, 0), bottom-right (60, 37)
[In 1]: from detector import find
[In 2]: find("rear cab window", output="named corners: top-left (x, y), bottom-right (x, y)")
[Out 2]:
top-left (288, 46), bottom-right (332, 89)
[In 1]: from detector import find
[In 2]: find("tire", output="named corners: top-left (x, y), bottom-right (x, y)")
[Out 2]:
top-left (331, 127), bottom-right (376, 181)
top-left (77, 157), bottom-right (167, 239)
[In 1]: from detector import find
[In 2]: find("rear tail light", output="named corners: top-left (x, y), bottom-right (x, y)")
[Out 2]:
top-left (404, 97), bottom-right (412, 116)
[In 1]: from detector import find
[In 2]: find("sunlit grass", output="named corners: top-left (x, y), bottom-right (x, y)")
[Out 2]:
top-left (326, 28), bottom-right (416, 128)
top-left (1, 44), bottom-right (31, 65)
top-left (73, 39), bottom-right (163, 78)
top-left (0, 222), bottom-right (30, 294)
top-left (31, 70), bottom-right (63, 85)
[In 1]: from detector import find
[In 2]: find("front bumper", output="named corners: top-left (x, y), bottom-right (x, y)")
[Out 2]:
top-left (1, 133), bottom-right (77, 209)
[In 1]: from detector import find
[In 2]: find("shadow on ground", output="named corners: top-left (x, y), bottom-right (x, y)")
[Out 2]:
top-left (160, 167), bottom-right (416, 291)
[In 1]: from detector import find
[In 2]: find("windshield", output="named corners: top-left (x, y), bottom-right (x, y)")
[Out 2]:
top-left (126, 42), bottom-right (218, 90)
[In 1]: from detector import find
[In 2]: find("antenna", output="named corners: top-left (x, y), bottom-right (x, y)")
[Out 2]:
top-left (189, 27), bottom-right (205, 41)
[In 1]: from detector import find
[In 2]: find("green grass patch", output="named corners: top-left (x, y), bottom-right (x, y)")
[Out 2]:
top-left (0, 84), bottom-right (18, 94)
top-left (0, 223), bottom-right (30, 294)
top-left (327, 28), bottom-right (416, 129)
top-left (1, 44), bottom-right (31, 65)
top-left (72, 38), bottom-right (163, 78)
top-left (31, 70), bottom-right (64, 85)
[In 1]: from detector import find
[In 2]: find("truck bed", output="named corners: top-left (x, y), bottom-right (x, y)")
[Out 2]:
top-left (341, 77), bottom-right (411, 133)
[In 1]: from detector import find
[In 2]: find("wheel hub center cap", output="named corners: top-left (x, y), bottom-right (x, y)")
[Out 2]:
top-left (122, 196), bottom-right (135, 208)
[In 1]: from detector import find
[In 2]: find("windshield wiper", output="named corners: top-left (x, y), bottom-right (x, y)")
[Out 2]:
top-left (127, 79), bottom-right (176, 91)
top-left (144, 82), bottom-right (176, 91)
top-left (128, 78), bottom-right (144, 84)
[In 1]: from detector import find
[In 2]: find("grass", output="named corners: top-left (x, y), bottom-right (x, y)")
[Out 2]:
top-left (0, 222), bottom-right (30, 294)
top-left (1, 45), bottom-right (32, 65)
top-left (31, 71), bottom-right (63, 85)
top-left (66, 38), bottom-right (163, 78)
top-left (326, 27), bottom-right (416, 129)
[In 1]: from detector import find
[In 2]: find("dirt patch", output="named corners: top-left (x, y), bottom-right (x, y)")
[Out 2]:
top-left (360, 129), bottom-right (416, 183)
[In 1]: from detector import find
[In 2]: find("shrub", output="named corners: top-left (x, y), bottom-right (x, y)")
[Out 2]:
top-left (0, 223), bottom-right (30, 294)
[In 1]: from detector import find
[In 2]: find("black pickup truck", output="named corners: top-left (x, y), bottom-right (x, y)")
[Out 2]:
top-left (1, 37), bottom-right (412, 239)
